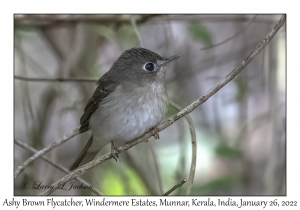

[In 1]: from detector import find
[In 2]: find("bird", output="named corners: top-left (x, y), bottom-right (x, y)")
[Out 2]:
top-left (69, 47), bottom-right (181, 171)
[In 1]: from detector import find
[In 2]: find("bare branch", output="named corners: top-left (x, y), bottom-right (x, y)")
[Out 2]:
top-left (163, 179), bottom-right (187, 196)
top-left (14, 15), bottom-right (276, 28)
top-left (14, 75), bottom-right (98, 83)
top-left (201, 15), bottom-right (258, 50)
top-left (14, 14), bottom-right (159, 27)
top-left (37, 14), bottom-right (285, 196)
top-left (14, 138), bottom-right (103, 195)
top-left (14, 128), bottom-right (80, 179)
top-left (169, 100), bottom-right (197, 195)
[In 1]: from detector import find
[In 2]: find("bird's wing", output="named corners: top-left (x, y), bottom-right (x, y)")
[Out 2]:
top-left (79, 76), bottom-right (119, 133)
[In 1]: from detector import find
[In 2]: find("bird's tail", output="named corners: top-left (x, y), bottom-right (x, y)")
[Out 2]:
top-left (69, 135), bottom-right (99, 171)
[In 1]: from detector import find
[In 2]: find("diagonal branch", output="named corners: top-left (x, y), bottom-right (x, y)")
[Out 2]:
top-left (14, 138), bottom-right (103, 195)
top-left (201, 15), bottom-right (258, 50)
top-left (38, 14), bottom-right (286, 196)
top-left (14, 128), bottom-right (80, 179)
top-left (163, 179), bottom-right (187, 196)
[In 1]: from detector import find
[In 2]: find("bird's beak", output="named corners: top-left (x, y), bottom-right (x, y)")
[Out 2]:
top-left (162, 54), bottom-right (181, 67)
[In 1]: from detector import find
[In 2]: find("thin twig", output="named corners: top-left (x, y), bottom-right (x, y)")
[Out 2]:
top-left (14, 128), bottom-right (80, 179)
top-left (14, 138), bottom-right (103, 195)
top-left (167, 40), bottom-right (259, 83)
top-left (130, 15), bottom-right (143, 47)
top-left (37, 14), bottom-right (285, 195)
top-left (163, 179), bottom-right (187, 196)
top-left (14, 75), bottom-right (98, 83)
top-left (201, 15), bottom-right (258, 50)
top-left (169, 100), bottom-right (197, 195)
top-left (15, 42), bottom-right (256, 85)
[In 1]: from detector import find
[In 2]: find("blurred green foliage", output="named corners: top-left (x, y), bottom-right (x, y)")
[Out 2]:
top-left (14, 29), bottom-right (22, 41)
top-left (97, 26), bottom-right (116, 43)
top-left (91, 64), bottom-right (103, 78)
top-left (166, 105), bottom-right (178, 117)
top-left (102, 168), bottom-right (148, 195)
top-left (98, 25), bottom-right (137, 50)
top-left (188, 21), bottom-right (212, 46)
top-left (192, 174), bottom-right (242, 195)
top-left (215, 143), bottom-right (242, 159)
top-left (14, 27), bottom-right (36, 44)
top-left (235, 78), bottom-right (248, 101)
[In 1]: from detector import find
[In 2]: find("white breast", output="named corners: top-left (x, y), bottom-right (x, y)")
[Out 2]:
top-left (88, 83), bottom-right (169, 151)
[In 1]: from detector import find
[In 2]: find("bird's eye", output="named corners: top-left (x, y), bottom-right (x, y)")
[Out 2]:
top-left (143, 62), bottom-right (156, 72)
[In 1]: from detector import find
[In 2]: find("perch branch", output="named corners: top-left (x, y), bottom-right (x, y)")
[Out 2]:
top-left (163, 179), bottom-right (187, 196)
top-left (14, 128), bottom-right (80, 179)
top-left (14, 138), bottom-right (103, 195)
top-left (38, 14), bottom-right (285, 196)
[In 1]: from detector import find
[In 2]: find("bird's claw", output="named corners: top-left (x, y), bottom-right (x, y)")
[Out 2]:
top-left (150, 126), bottom-right (160, 140)
top-left (111, 141), bottom-right (120, 161)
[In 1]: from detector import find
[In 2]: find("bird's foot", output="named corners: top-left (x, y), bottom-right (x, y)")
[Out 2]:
top-left (111, 141), bottom-right (120, 162)
top-left (150, 126), bottom-right (160, 140)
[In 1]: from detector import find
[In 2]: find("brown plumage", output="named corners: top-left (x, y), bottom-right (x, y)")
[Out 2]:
top-left (69, 48), bottom-right (180, 171)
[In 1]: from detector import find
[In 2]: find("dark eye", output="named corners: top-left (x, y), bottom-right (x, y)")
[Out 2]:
top-left (143, 62), bottom-right (156, 72)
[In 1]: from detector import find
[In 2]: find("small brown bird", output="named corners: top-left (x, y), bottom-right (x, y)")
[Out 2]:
top-left (70, 48), bottom-right (180, 171)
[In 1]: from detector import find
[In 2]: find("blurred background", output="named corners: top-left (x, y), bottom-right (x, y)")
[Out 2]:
top-left (14, 14), bottom-right (286, 196)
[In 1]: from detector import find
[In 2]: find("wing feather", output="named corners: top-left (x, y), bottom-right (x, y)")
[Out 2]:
top-left (79, 77), bottom-right (119, 133)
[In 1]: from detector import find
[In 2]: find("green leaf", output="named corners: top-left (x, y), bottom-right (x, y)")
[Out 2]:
top-left (188, 21), bottom-right (212, 46)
